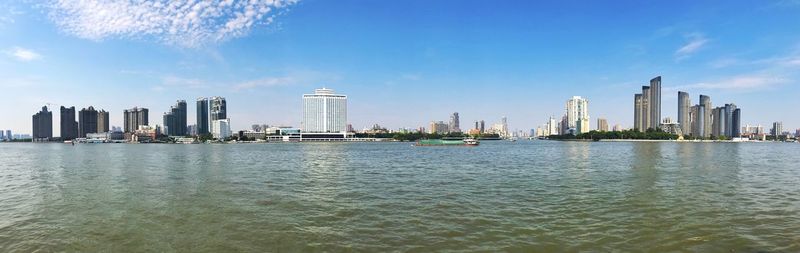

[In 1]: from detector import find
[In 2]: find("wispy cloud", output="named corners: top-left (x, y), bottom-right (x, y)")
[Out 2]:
top-left (233, 76), bottom-right (296, 90)
top-left (675, 33), bottom-right (709, 61)
top-left (43, 0), bottom-right (299, 48)
top-left (161, 75), bottom-right (208, 89)
top-left (674, 75), bottom-right (789, 92)
top-left (4, 47), bottom-right (42, 61)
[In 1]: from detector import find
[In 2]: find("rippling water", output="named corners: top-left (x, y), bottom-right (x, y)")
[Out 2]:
top-left (1, 141), bottom-right (799, 252)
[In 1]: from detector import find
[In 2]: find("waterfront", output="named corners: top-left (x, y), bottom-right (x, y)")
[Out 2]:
top-left (1, 141), bottom-right (799, 252)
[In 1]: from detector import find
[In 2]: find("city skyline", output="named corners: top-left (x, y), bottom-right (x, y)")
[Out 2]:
top-left (1, 1), bottom-right (799, 134)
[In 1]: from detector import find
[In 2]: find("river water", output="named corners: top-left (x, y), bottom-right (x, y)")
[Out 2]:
top-left (1, 141), bottom-right (798, 252)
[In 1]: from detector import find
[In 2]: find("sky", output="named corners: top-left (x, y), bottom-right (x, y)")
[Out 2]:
top-left (1, 0), bottom-right (799, 135)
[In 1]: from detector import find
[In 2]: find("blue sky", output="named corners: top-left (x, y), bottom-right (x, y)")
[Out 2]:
top-left (1, 0), bottom-right (799, 135)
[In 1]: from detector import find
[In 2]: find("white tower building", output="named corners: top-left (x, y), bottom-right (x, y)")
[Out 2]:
top-left (302, 88), bottom-right (347, 133)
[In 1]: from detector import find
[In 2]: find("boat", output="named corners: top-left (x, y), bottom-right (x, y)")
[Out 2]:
top-left (416, 138), bottom-right (479, 146)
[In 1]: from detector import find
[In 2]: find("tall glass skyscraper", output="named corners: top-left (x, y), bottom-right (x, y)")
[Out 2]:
top-left (678, 91), bottom-right (691, 136)
top-left (302, 88), bottom-right (347, 133)
top-left (649, 76), bottom-right (662, 129)
top-left (196, 97), bottom-right (209, 135)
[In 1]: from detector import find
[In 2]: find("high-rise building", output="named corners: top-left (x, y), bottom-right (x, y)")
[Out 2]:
top-left (78, 106), bottom-right (98, 138)
top-left (641, 86), bottom-right (651, 130)
top-left (565, 96), bottom-right (589, 134)
top-left (548, 116), bottom-right (557, 136)
top-left (302, 88), bottom-right (347, 133)
top-left (711, 107), bottom-right (726, 138)
top-left (196, 97), bottom-right (210, 135)
top-left (771, 122), bottom-right (783, 137)
top-left (732, 108), bottom-right (741, 138)
top-left (97, 110), bottom-right (110, 133)
top-left (724, 103), bottom-right (737, 137)
top-left (700, 95), bottom-right (712, 138)
top-left (123, 107), bottom-right (149, 133)
top-left (501, 117), bottom-right (509, 137)
top-left (597, 118), bottom-right (609, 132)
top-left (32, 106), bottom-right (53, 141)
top-left (211, 119), bottom-right (231, 139)
top-left (634, 94), bottom-right (643, 131)
top-left (649, 76), bottom-right (662, 129)
top-left (163, 100), bottom-right (188, 136)
top-left (429, 121), bottom-right (449, 134)
top-left (5, 130), bottom-right (10, 140)
top-left (210, 96), bottom-right (227, 121)
top-left (60, 106), bottom-right (78, 140)
top-left (480, 120), bottom-right (485, 133)
top-left (449, 112), bottom-right (461, 133)
top-left (690, 105), bottom-right (705, 138)
top-left (678, 91), bottom-right (691, 136)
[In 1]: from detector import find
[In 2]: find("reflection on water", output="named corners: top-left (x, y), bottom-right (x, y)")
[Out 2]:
top-left (0, 141), bottom-right (798, 252)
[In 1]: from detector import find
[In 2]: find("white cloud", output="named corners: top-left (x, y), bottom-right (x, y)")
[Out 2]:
top-left (5, 47), bottom-right (42, 61)
top-left (233, 76), bottom-right (295, 90)
top-left (675, 33), bottom-right (708, 61)
top-left (44, 0), bottom-right (298, 48)
top-left (676, 75), bottom-right (789, 91)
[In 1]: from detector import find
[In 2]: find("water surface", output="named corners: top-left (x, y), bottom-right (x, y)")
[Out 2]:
top-left (1, 141), bottom-right (799, 252)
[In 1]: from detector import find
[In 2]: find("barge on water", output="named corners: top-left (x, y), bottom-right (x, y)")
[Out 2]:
top-left (415, 138), bottom-right (479, 146)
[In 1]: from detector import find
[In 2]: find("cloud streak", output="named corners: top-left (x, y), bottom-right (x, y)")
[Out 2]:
top-left (5, 47), bottom-right (42, 61)
top-left (44, 0), bottom-right (298, 48)
top-left (675, 33), bottom-right (708, 61)
top-left (674, 75), bottom-right (789, 92)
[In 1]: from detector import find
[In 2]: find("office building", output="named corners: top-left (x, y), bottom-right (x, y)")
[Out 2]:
top-left (196, 97), bottom-right (210, 135)
top-left (634, 94), bottom-right (643, 131)
top-left (565, 96), bottom-right (590, 134)
top-left (79, 106), bottom-right (98, 138)
top-left (302, 88), bottom-right (347, 133)
top-left (649, 76), bottom-right (662, 129)
top-left (97, 110), bottom-right (109, 133)
top-left (597, 118), bottom-right (609, 132)
top-left (678, 91), bottom-right (691, 136)
top-left (771, 122), bottom-right (783, 137)
top-left (641, 86), bottom-right (651, 130)
top-left (212, 119), bottom-right (231, 139)
top-left (449, 112), bottom-right (461, 133)
top-left (163, 100), bottom-right (188, 136)
top-left (724, 104), bottom-right (737, 137)
top-left (32, 106), bottom-right (52, 141)
top-left (712, 107), bottom-right (725, 138)
top-left (123, 107), bottom-right (149, 133)
top-left (60, 106), bottom-right (78, 140)
top-left (210, 96), bottom-right (227, 121)
top-left (429, 121), bottom-right (449, 134)
top-left (732, 108), bottom-right (741, 138)
top-left (700, 95), bottom-right (712, 138)
top-left (690, 105), bottom-right (705, 137)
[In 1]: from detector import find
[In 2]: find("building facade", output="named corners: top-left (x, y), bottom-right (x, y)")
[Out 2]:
top-left (649, 76), bottom-right (662, 130)
top-left (302, 88), bottom-right (347, 133)
top-left (60, 106), bottom-right (78, 140)
top-left (32, 106), bottom-right (53, 141)
top-left (197, 97), bottom-right (210, 135)
top-left (163, 100), bottom-right (188, 136)
top-left (97, 110), bottom-right (110, 133)
top-left (449, 112), bottom-right (461, 133)
top-left (678, 91), bottom-right (691, 136)
top-left (211, 119), bottom-right (231, 139)
top-left (210, 96), bottom-right (227, 121)
top-left (565, 96), bottom-right (590, 134)
top-left (78, 106), bottom-right (98, 138)
top-left (123, 107), bottom-right (149, 133)
top-left (597, 118), bottom-right (609, 132)
top-left (700, 95), bottom-right (712, 138)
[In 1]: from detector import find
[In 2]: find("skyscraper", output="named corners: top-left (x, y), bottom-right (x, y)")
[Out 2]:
top-left (700, 95), bottom-right (712, 138)
top-left (732, 108), bottom-right (741, 138)
top-left (97, 110), bottom-right (110, 133)
top-left (302, 88), bottom-right (347, 133)
top-left (597, 118), bottom-right (608, 132)
top-left (79, 106), bottom-right (98, 137)
top-left (32, 106), bottom-right (53, 141)
top-left (480, 120), bottom-right (485, 133)
top-left (771, 122), bottom-right (783, 137)
top-left (649, 76), bottom-right (662, 129)
top-left (565, 96), bottom-right (589, 134)
top-left (634, 93), bottom-right (643, 131)
top-left (196, 97), bottom-right (209, 135)
top-left (449, 112), bottom-right (461, 133)
top-left (690, 105), bottom-right (705, 138)
top-left (724, 103), bottom-right (737, 138)
top-left (123, 107), bottom-right (149, 133)
top-left (210, 96), bottom-right (227, 121)
top-left (60, 106), bottom-right (78, 140)
top-left (678, 91), bottom-right (691, 136)
top-left (163, 100), bottom-right (188, 136)
top-left (641, 86), bottom-right (651, 131)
